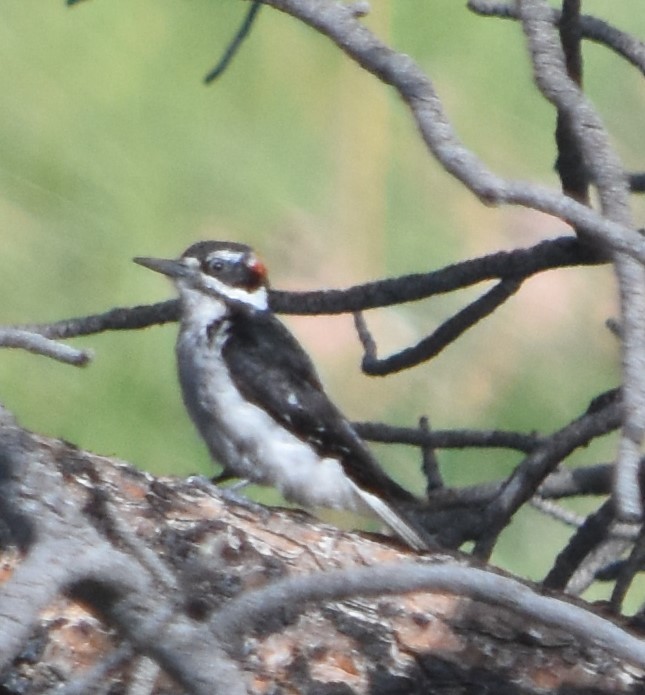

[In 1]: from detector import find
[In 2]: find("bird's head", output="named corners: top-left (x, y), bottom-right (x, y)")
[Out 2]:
top-left (134, 241), bottom-right (269, 313)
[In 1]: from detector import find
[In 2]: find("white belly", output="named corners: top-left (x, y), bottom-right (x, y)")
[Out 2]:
top-left (177, 318), bottom-right (361, 512)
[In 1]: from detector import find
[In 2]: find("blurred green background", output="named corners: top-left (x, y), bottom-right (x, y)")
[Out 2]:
top-left (1, 1), bottom-right (644, 595)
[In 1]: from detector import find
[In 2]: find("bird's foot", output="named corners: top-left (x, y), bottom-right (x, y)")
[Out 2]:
top-left (216, 479), bottom-right (271, 518)
top-left (187, 476), bottom-right (270, 518)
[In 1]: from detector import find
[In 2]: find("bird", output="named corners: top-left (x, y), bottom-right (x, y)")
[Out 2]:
top-left (134, 241), bottom-right (431, 551)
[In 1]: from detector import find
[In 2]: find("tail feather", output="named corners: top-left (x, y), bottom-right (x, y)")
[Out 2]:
top-left (349, 481), bottom-right (433, 552)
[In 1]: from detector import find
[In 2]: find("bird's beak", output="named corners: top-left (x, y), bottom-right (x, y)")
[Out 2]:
top-left (133, 256), bottom-right (190, 279)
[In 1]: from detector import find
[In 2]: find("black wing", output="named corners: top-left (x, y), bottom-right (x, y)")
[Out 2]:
top-left (221, 310), bottom-right (415, 504)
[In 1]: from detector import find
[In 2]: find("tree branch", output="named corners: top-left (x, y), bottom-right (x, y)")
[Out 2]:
top-left (474, 398), bottom-right (622, 558)
top-left (468, 1), bottom-right (645, 76)
top-left (0, 328), bottom-right (92, 366)
top-left (518, 0), bottom-right (643, 524)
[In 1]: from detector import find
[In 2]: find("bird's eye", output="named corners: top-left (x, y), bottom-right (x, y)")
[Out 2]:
top-left (207, 259), bottom-right (224, 274)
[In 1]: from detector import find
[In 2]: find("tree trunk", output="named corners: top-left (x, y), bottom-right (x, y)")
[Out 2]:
top-left (0, 404), bottom-right (642, 694)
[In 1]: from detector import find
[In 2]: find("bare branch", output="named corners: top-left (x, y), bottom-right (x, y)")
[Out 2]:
top-left (355, 278), bottom-right (522, 375)
top-left (419, 416), bottom-right (443, 493)
top-left (3, 405), bottom-right (643, 689)
top-left (9, 237), bottom-right (601, 346)
top-left (211, 561), bottom-right (645, 669)
top-left (555, 0), bottom-right (589, 207)
top-left (469, 1), bottom-right (645, 75)
top-left (567, 536), bottom-right (634, 595)
top-left (0, 328), bottom-right (92, 366)
top-left (204, 0), bottom-right (262, 83)
top-left (0, 407), bottom-right (247, 694)
top-left (518, 0), bottom-right (643, 524)
top-left (258, 0), bottom-right (645, 262)
top-left (16, 300), bottom-right (180, 340)
top-left (422, 461), bottom-right (623, 517)
top-left (354, 420), bottom-right (543, 453)
top-left (530, 496), bottom-right (587, 528)
top-left (543, 498), bottom-right (615, 591)
top-left (609, 524), bottom-right (645, 613)
top-left (272, 236), bottom-right (603, 315)
top-left (474, 398), bottom-right (622, 558)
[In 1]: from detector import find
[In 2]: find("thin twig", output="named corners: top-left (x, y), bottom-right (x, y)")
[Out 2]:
top-left (356, 278), bottom-right (522, 375)
top-left (567, 536), bottom-right (634, 596)
top-left (529, 496), bottom-right (586, 528)
top-left (474, 399), bottom-right (622, 559)
top-left (204, 1), bottom-right (262, 83)
top-left (543, 498), bottom-right (615, 590)
top-left (419, 416), bottom-right (443, 493)
top-left (609, 524), bottom-right (645, 613)
top-left (0, 328), bottom-right (92, 366)
top-left (353, 421), bottom-right (542, 453)
top-left (422, 461), bottom-right (630, 518)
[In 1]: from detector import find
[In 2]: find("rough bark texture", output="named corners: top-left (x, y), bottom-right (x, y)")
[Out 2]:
top-left (0, 405), bottom-right (643, 694)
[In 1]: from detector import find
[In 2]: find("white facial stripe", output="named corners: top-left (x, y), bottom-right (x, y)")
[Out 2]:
top-left (207, 249), bottom-right (245, 263)
top-left (201, 274), bottom-right (268, 310)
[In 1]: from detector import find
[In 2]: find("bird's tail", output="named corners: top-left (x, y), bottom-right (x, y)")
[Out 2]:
top-left (349, 481), bottom-right (435, 552)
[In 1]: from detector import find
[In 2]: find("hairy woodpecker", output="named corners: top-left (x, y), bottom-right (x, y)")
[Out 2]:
top-left (134, 241), bottom-right (431, 551)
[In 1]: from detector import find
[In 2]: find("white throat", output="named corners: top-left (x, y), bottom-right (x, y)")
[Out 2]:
top-left (177, 282), bottom-right (268, 330)
top-left (178, 286), bottom-right (228, 329)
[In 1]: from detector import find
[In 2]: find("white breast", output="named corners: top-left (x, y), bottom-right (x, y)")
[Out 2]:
top-left (176, 289), bottom-right (362, 512)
